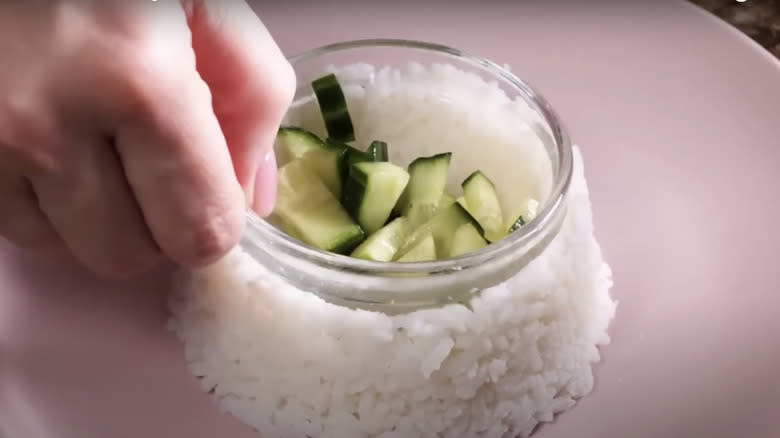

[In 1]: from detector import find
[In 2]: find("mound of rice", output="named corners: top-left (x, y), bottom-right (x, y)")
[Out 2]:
top-left (168, 63), bottom-right (616, 438)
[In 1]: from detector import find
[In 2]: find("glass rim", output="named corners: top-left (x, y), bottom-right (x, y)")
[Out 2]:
top-left (244, 38), bottom-right (574, 275)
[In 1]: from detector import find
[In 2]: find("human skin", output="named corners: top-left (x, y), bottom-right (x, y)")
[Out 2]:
top-left (0, 0), bottom-right (295, 277)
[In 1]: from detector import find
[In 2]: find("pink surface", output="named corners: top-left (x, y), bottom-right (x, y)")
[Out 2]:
top-left (2, 1), bottom-right (780, 437)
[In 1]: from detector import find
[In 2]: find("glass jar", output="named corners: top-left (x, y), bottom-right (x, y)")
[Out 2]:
top-left (241, 39), bottom-right (573, 315)
top-left (170, 39), bottom-right (614, 438)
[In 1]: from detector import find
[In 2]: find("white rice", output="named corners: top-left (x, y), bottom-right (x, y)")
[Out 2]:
top-left (168, 63), bottom-right (616, 438)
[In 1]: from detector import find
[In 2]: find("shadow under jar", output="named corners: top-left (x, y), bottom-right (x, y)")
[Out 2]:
top-left (168, 39), bottom-right (616, 438)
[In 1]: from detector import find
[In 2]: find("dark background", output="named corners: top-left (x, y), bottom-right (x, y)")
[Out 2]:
top-left (691, 0), bottom-right (780, 58)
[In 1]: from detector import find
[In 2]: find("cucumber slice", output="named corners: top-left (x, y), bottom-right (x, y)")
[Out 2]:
top-left (397, 233), bottom-right (436, 262)
top-left (330, 140), bottom-right (372, 182)
top-left (350, 217), bottom-right (409, 261)
top-left (343, 146), bottom-right (373, 177)
top-left (396, 153), bottom-right (452, 216)
top-left (438, 193), bottom-right (456, 209)
top-left (448, 223), bottom-right (488, 258)
top-left (462, 170), bottom-right (505, 243)
top-left (275, 159), bottom-right (365, 254)
top-left (300, 146), bottom-right (343, 198)
top-left (395, 202), bottom-right (482, 260)
top-left (367, 141), bottom-right (388, 162)
top-left (275, 127), bottom-right (325, 166)
top-left (406, 193), bottom-right (456, 228)
top-left (507, 199), bottom-right (540, 233)
top-left (311, 73), bottom-right (355, 142)
top-left (341, 161), bottom-right (410, 234)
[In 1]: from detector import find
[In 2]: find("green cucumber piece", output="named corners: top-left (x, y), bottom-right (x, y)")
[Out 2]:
top-left (329, 139), bottom-right (372, 182)
top-left (311, 73), bottom-right (355, 142)
top-left (367, 141), bottom-right (388, 162)
top-left (341, 161), bottom-right (410, 234)
top-left (448, 223), bottom-right (488, 258)
top-left (343, 146), bottom-right (373, 177)
top-left (397, 233), bottom-right (436, 262)
top-left (274, 159), bottom-right (365, 254)
top-left (350, 217), bottom-right (409, 261)
top-left (507, 199), bottom-right (540, 232)
top-left (396, 152), bottom-right (452, 216)
top-left (275, 127), bottom-right (325, 166)
top-left (462, 170), bottom-right (505, 243)
top-left (407, 192), bottom-right (456, 228)
top-left (300, 146), bottom-right (343, 198)
top-left (277, 216), bottom-right (303, 241)
top-left (395, 202), bottom-right (482, 260)
top-left (439, 193), bottom-right (456, 209)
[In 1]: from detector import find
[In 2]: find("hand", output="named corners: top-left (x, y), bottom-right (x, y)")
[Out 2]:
top-left (0, 0), bottom-right (295, 277)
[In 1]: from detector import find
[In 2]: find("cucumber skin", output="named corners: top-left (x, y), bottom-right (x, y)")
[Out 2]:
top-left (506, 199), bottom-right (540, 233)
top-left (461, 169), bottom-right (487, 188)
top-left (508, 216), bottom-right (526, 233)
top-left (342, 147), bottom-right (373, 179)
top-left (311, 74), bottom-right (355, 143)
top-left (368, 141), bottom-right (389, 162)
top-left (326, 139), bottom-right (373, 182)
top-left (408, 152), bottom-right (453, 171)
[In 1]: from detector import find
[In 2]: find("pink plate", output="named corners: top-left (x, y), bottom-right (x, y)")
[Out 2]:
top-left (2, 1), bottom-right (779, 437)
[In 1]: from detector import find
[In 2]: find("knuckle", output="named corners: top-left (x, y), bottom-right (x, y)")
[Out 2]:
top-left (184, 203), bottom-right (244, 266)
top-left (0, 141), bottom-right (60, 178)
top-left (111, 51), bottom-right (168, 116)
top-left (0, 104), bottom-right (63, 177)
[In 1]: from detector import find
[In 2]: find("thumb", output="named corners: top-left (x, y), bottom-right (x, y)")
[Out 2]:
top-left (185, 0), bottom-right (295, 216)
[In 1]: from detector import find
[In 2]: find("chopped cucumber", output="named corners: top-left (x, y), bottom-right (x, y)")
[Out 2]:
top-left (277, 215), bottom-right (304, 241)
top-left (406, 203), bottom-right (440, 229)
top-left (350, 217), bottom-right (409, 261)
top-left (271, 118), bottom-right (537, 261)
top-left (367, 141), bottom-right (388, 162)
top-left (396, 153), bottom-right (452, 216)
top-left (439, 193), bottom-right (456, 209)
top-left (507, 199), bottom-right (540, 232)
top-left (274, 159), bottom-right (365, 254)
top-left (311, 74), bottom-right (355, 143)
top-left (448, 223), bottom-right (488, 258)
top-left (341, 161), bottom-right (410, 234)
top-left (407, 192), bottom-right (455, 228)
top-left (275, 127), bottom-right (325, 166)
top-left (395, 203), bottom-right (482, 260)
top-left (333, 141), bottom-right (372, 181)
top-left (397, 234), bottom-right (436, 262)
top-left (301, 146), bottom-right (343, 198)
top-left (462, 170), bottom-right (505, 243)
top-left (343, 146), bottom-right (373, 175)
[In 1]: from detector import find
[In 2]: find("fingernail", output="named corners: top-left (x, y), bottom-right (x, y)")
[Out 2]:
top-left (252, 151), bottom-right (277, 217)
